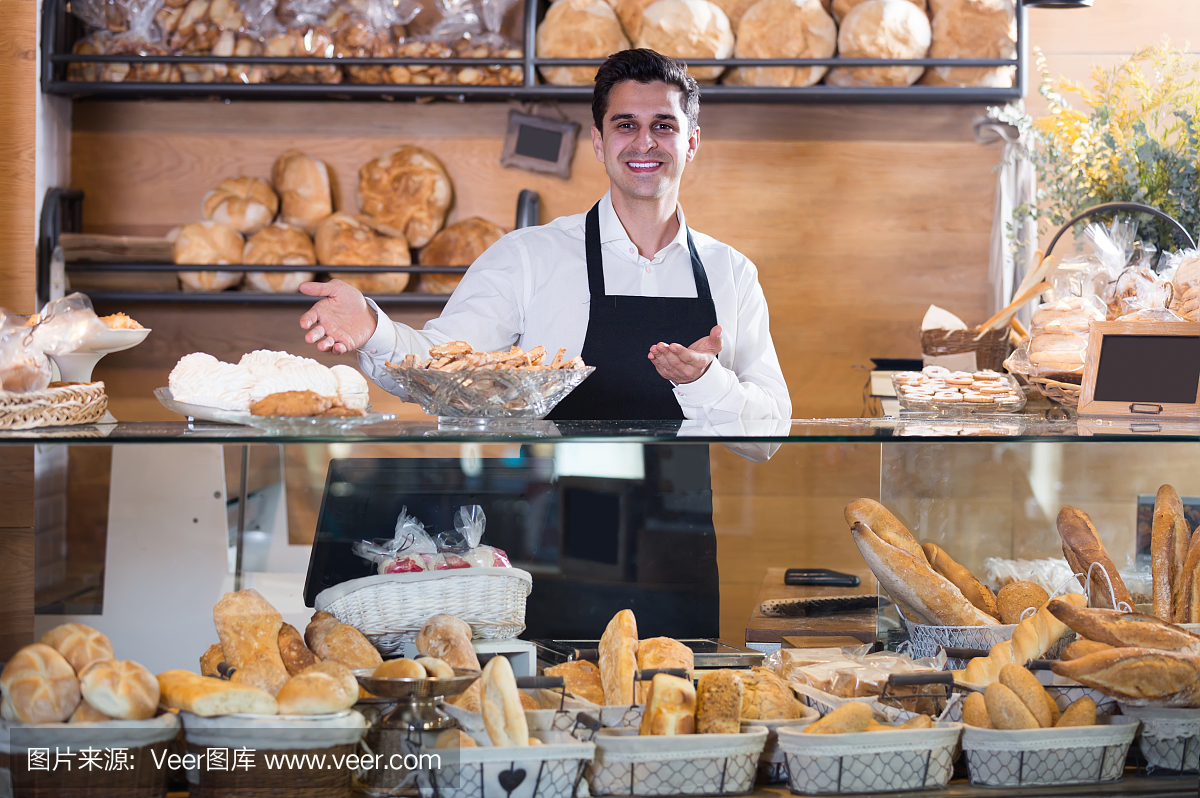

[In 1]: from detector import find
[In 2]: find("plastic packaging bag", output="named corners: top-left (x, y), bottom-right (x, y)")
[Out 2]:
top-left (263, 0), bottom-right (342, 84)
top-left (330, 0), bottom-right (421, 83)
top-left (1167, 249), bottom-right (1200, 321)
top-left (0, 313), bottom-right (52, 394)
top-left (102, 0), bottom-right (182, 82)
top-left (68, 0), bottom-right (127, 81)
top-left (394, 0), bottom-right (522, 87)
top-left (982, 557), bottom-right (1084, 595)
top-left (30, 293), bottom-right (108, 357)
top-left (353, 505), bottom-right (511, 574)
top-left (771, 648), bottom-right (947, 716)
top-left (1008, 294), bottom-right (1106, 383)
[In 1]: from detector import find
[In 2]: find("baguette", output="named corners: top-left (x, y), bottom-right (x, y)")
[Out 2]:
top-left (1045, 597), bottom-right (1200, 653)
top-left (1153, 485), bottom-right (1191, 621)
top-left (599, 609), bottom-right (639, 705)
top-left (850, 522), bottom-right (996, 626)
top-left (1057, 506), bottom-right (1133, 610)
top-left (481, 655), bottom-right (529, 747)
top-left (1050, 647), bottom-right (1200, 707)
top-left (958, 592), bottom-right (1086, 685)
top-left (1175, 530), bottom-right (1200, 623)
top-left (157, 670), bottom-right (278, 716)
top-left (922, 543), bottom-right (1001, 620)
top-left (845, 499), bottom-right (926, 562)
top-left (1062, 639), bottom-right (1113, 661)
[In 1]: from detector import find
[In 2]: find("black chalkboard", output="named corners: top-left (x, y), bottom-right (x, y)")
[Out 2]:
top-left (515, 125), bottom-right (563, 162)
top-left (1093, 334), bottom-right (1200, 403)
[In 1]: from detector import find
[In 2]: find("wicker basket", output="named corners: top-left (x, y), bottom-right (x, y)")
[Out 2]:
top-left (920, 328), bottom-right (1012, 372)
top-left (1028, 375), bottom-right (1083, 408)
top-left (0, 382), bottom-right (107, 429)
top-left (315, 568), bottom-right (532, 656)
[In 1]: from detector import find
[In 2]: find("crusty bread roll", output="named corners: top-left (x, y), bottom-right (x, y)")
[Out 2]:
top-left (277, 661), bottom-right (358, 715)
top-left (0, 644), bottom-right (82, 723)
top-left (172, 221), bottom-right (245, 292)
top-left (200, 643), bottom-right (225, 677)
top-left (962, 691), bottom-right (991, 727)
top-left (1152, 485), bottom-right (1191, 622)
top-left (638, 673), bottom-right (695, 735)
top-left (417, 614), bottom-right (481, 712)
top-left (996, 581), bottom-right (1050, 625)
top-left (482, 655), bottom-right (529, 746)
top-left (536, 0), bottom-right (630, 86)
top-left (635, 0), bottom-right (733, 82)
top-left (922, 543), bottom-right (1001, 621)
top-left (215, 589), bottom-right (291, 697)
top-left (599, 609), bottom-right (639, 706)
top-left (922, 0), bottom-right (1015, 88)
top-left (357, 146), bottom-right (453, 248)
top-left (375, 659), bottom-right (427, 679)
top-left (998, 664), bottom-right (1050, 728)
top-left (203, 176), bottom-right (279, 235)
top-left (543, 660), bottom-right (605, 704)
top-left (305, 610), bottom-right (383, 670)
top-left (1062, 639), bottom-right (1113, 661)
top-left (1045, 598), bottom-right (1200, 652)
top-left (315, 212), bottom-right (412, 295)
top-left (39, 623), bottom-right (114, 675)
top-left (417, 217), bottom-right (505, 294)
top-left (958, 592), bottom-right (1086, 686)
top-left (709, 0), bottom-right (760, 29)
top-left (68, 699), bottom-right (113, 723)
top-left (278, 623), bottom-right (317, 677)
top-left (635, 637), bottom-right (694, 703)
top-left (158, 670), bottom-right (278, 716)
top-left (1058, 506), bottom-right (1133, 611)
top-left (1051, 648), bottom-right (1200, 707)
top-left (79, 659), bottom-right (159, 720)
top-left (827, 0), bottom-right (931, 87)
top-left (831, 0), bottom-right (923, 21)
top-left (695, 670), bottom-right (743, 733)
top-left (727, 0), bottom-right (835, 87)
top-left (1177, 531), bottom-right (1200, 624)
top-left (739, 667), bottom-right (801, 719)
top-left (412, 657), bottom-right (452, 679)
top-left (803, 701), bottom-right (872, 734)
top-left (1056, 696), bottom-right (1096, 727)
top-left (845, 499), bottom-right (926, 561)
top-left (242, 222), bottom-right (316, 293)
top-left (273, 150), bottom-right (333, 235)
top-left (434, 729), bottom-right (478, 748)
top-left (984, 682), bottom-right (1038, 730)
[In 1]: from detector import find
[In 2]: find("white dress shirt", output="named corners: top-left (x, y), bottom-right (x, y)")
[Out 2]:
top-left (358, 192), bottom-right (791, 424)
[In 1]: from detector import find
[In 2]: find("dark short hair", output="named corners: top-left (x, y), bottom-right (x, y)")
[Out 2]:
top-left (592, 49), bottom-right (700, 134)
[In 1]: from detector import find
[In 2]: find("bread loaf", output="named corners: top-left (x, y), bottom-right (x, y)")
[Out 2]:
top-left (158, 670), bottom-right (278, 716)
top-left (984, 683), bottom-right (1038, 730)
top-left (68, 700), bottom-right (113, 723)
top-left (996, 581), bottom-right (1049, 625)
top-left (536, 0), bottom-right (630, 86)
top-left (998, 663), bottom-right (1050, 727)
top-left (434, 729), bottom-right (478, 748)
top-left (375, 659), bottom-right (427, 679)
top-left (203, 176), bottom-right (279, 235)
top-left (1177, 532), bottom-right (1200, 624)
top-left (827, 0), bottom-right (931, 87)
top-left (845, 499), bottom-right (926, 561)
top-left (1051, 647), bottom-right (1200, 707)
top-left (315, 212), bottom-right (412, 295)
top-left (543, 660), bottom-right (605, 704)
top-left (922, 0), bottom-right (1015, 88)
top-left (215, 589), bottom-right (291, 696)
top-left (39, 623), bottom-right (114, 675)
top-left (638, 673), bottom-right (695, 735)
top-left (1046, 598), bottom-right (1200, 653)
top-left (1062, 639), bottom-right (1113, 661)
top-left (172, 221), bottom-right (245, 292)
top-left (80, 659), bottom-right (159, 720)
top-left (278, 623), bottom-right (317, 677)
top-left (357, 146), bottom-right (453, 248)
top-left (481, 655), bottom-right (528, 746)
top-left (416, 657), bottom-right (455, 679)
top-left (1057, 506), bottom-right (1133, 611)
top-left (417, 217), bottom-right (505, 294)
top-left (1153, 484), bottom-right (1191, 622)
top-left (305, 610), bottom-right (383, 671)
top-left (416, 614), bottom-right (480, 711)
top-left (739, 667), bottom-right (800, 719)
top-left (277, 661), bottom-right (358, 715)
top-left (727, 0), bottom-right (835, 87)
top-left (242, 222), bottom-right (316, 293)
top-left (803, 701), bottom-right (872, 734)
top-left (0, 644), bottom-right (82, 723)
top-left (599, 609), bottom-right (639, 705)
top-left (1056, 696), bottom-right (1097, 727)
top-left (273, 151), bottom-right (333, 235)
top-left (958, 592), bottom-right (1086, 685)
top-left (922, 543), bottom-right (1000, 620)
top-left (635, 637), bottom-right (694, 703)
top-left (634, 0), bottom-right (733, 82)
top-left (695, 670), bottom-right (743, 733)
top-left (831, 0), bottom-right (923, 21)
top-left (962, 691), bottom-right (991, 727)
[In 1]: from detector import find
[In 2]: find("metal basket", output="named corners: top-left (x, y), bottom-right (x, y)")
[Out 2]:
top-left (587, 726), bottom-right (767, 797)
top-left (778, 723), bottom-right (961, 795)
top-left (961, 716), bottom-right (1137, 787)
top-left (384, 364), bottom-right (595, 420)
top-left (404, 731), bottom-right (595, 798)
top-left (903, 618), bottom-right (1073, 667)
top-left (1121, 706), bottom-right (1200, 774)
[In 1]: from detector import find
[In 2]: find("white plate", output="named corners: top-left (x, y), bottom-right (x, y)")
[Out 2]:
top-left (155, 387), bottom-right (395, 431)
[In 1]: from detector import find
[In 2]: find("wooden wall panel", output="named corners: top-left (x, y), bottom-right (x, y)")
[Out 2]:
top-left (0, 446), bottom-right (35, 659)
top-left (0, 0), bottom-right (36, 313)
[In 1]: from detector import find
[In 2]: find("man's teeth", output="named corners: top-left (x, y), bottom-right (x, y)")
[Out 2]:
top-left (629, 162), bottom-right (661, 170)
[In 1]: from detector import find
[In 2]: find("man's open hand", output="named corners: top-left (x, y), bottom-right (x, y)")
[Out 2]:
top-left (298, 280), bottom-right (377, 355)
top-left (647, 325), bottom-right (722, 384)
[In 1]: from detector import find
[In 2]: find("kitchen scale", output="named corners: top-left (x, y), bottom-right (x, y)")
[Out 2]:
top-left (532, 639), bottom-right (765, 669)
top-left (353, 668), bottom-right (481, 731)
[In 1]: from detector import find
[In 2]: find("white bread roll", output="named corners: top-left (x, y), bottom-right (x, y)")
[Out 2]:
top-left (276, 661), bottom-right (358, 715)
top-left (729, 0), bottom-right (835, 87)
top-left (357, 146), bottom-right (453, 248)
top-left (79, 659), bottom-right (160, 720)
top-left (172, 221), bottom-right (245, 292)
top-left (481, 655), bottom-right (529, 746)
top-left (315, 212), bottom-right (412, 295)
top-left (416, 657), bottom-right (455, 679)
top-left (0, 644), bottom-right (81, 723)
top-left (374, 659), bottom-right (427, 679)
top-left (832, 0), bottom-right (924, 21)
top-left (68, 700), bottom-right (113, 723)
top-left (242, 222), bottom-right (316, 293)
top-left (537, 0), bottom-right (630, 86)
top-left (39, 623), bottom-right (114, 675)
top-left (157, 670), bottom-right (278, 716)
top-left (922, 0), bottom-right (1015, 88)
top-left (203, 176), bottom-right (279, 235)
top-left (827, 0), bottom-right (931, 87)
top-left (273, 151), bottom-right (333, 235)
top-left (635, 0), bottom-right (733, 82)
top-left (638, 673), bottom-right (695, 735)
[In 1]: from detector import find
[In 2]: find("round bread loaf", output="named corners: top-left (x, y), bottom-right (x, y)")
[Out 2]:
top-left (635, 0), bottom-right (733, 82)
top-left (172, 221), bottom-right (245, 292)
top-left (831, 0), bottom-right (924, 21)
top-left (272, 151), bottom-right (333, 235)
top-left (827, 0), bottom-right (931, 87)
top-left (374, 658), bottom-right (427, 679)
top-left (739, 667), bottom-right (800, 719)
top-left (417, 217), bottom-right (506, 294)
top-left (80, 659), bottom-right (160, 720)
top-left (203, 176), bottom-right (279, 235)
top-left (729, 0), bottom-right (835, 87)
top-left (610, 0), bottom-right (659, 41)
top-left (357, 146), bottom-right (453, 248)
top-left (242, 222), bottom-right (316, 293)
top-left (39, 623), bottom-right (114, 675)
top-left (416, 657), bottom-right (456, 679)
top-left (315, 212), bottom-right (412, 294)
top-left (68, 699), bottom-right (113, 723)
top-left (276, 661), bottom-right (358, 715)
top-left (996, 580), bottom-right (1050, 625)
top-left (537, 0), bottom-right (630, 86)
top-left (0, 644), bottom-right (81, 724)
top-left (923, 0), bottom-right (1016, 88)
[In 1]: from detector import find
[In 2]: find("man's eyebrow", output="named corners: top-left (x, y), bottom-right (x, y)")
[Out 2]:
top-left (607, 112), bottom-right (682, 123)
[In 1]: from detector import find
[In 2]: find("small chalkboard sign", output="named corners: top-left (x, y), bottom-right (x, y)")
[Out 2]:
top-left (1079, 321), bottom-right (1200, 418)
top-left (500, 111), bottom-right (579, 180)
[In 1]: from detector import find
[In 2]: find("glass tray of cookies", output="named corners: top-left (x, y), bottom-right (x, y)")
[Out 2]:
top-left (892, 368), bottom-right (1027, 415)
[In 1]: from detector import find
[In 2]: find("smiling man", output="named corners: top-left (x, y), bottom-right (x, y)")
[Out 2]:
top-left (299, 48), bottom-right (790, 424)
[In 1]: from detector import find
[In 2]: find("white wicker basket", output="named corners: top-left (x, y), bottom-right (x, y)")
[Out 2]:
top-left (315, 568), bottom-right (532, 655)
top-left (904, 618), bottom-right (1073, 665)
top-left (406, 730), bottom-right (594, 798)
top-left (961, 716), bottom-right (1137, 787)
top-left (778, 722), bottom-right (961, 795)
top-left (1121, 706), bottom-right (1200, 773)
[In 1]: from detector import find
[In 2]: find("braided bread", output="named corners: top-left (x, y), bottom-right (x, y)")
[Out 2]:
top-left (957, 592), bottom-right (1086, 685)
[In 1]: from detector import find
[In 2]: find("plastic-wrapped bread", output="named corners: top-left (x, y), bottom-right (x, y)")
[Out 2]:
top-left (536, 0), bottom-right (630, 87)
top-left (242, 222), bottom-right (316, 293)
top-left (922, 0), bottom-right (1016, 88)
top-left (272, 151), bottom-right (333, 235)
top-left (827, 0), bottom-right (931, 88)
top-left (203, 176), bottom-right (278, 235)
top-left (634, 0), bottom-right (733, 82)
top-left (417, 217), bottom-right (506, 294)
top-left (172, 221), bottom-right (245, 292)
top-left (726, 0), bottom-right (835, 87)
top-left (357, 146), bottom-right (453, 248)
top-left (315, 212), bottom-right (413, 295)
top-left (831, 0), bottom-right (923, 21)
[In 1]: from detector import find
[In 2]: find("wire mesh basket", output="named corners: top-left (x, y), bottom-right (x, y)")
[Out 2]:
top-left (403, 730), bottom-right (595, 798)
top-left (778, 723), bottom-right (961, 795)
top-left (904, 618), bottom-right (1073, 667)
top-left (1121, 706), bottom-right (1200, 774)
top-left (384, 364), bottom-right (595, 420)
top-left (587, 726), bottom-right (767, 797)
top-left (961, 716), bottom-right (1137, 787)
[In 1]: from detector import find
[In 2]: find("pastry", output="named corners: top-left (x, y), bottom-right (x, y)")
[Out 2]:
top-left (827, 0), bottom-right (931, 87)
top-left (921, 543), bottom-right (1001, 620)
top-left (330, 365), bottom-right (370, 411)
top-left (357, 146), bottom-right (453, 248)
top-left (172, 221), bottom-right (245, 292)
top-left (242, 223), bottom-right (316, 293)
top-left (1057, 506), bottom-right (1133, 611)
top-left (416, 217), bottom-right (505, 294)
top-left (543, 660), bottom-right (605, 704)
top-left (536, 0), bottom-right (630, 86)
top-left (272, 151), bottom-right (333, 235)
top-left (79, 659), bottom-right (159, 720)
top-left (99, 312), bottom-right (143, 330)
top-left (157, 670), bottom-right (278, 716)
top-left (996, 581), bottom-right (1050, 625)
top-left (922, 0), bottom-right (1015, 88)
top-left (984, 683), bottom-right (1038, 730)
top-left (695, 670), bottom-right (743, 733)
top-left (739, 667), bottom-right (800, 719)
top-left (998, 663), bottom-right (1050, 727)
top-left (481, 655), bottom-right (529, 746)
top-left (958, 592), bottom-right (1086, 686)
top-left (599, 609), bottom-right (639, 705)
top-left (276, 661), bottom-right (358, 715)
top-left (215, 589), bottom-right (291, 696)
top-left (638, 673), bottom-right (695, 735)
top-left (634, 0), bottom-right (734, 82)
top-left (0, 644), bottom-right (81, 723)
top-left (39, 623), bottom-right (114, 675)
top-left (278, 623), bottom-right (318, 677)
top-left (803, 701), bottom-right (872, 734)
top-left (250, 390), bottom-right (333, 417)
top-left (203, 176), bottom-right (279, 235)
top-left (635, 637), bottom-right (693, 703)
top-left (305, 610), bottom-right (384, 670)
top-left (315, 212), bottom-right (413, 295)
top-left (374, 659), bottom-right (427, 679)
top-left (727, 0), bottom-right (835, 87)
top-left (1152, 484), bottom-right (1191, 622)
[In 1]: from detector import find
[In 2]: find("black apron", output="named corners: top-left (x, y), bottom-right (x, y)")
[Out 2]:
top-left (542, 202), bottom-right (720, 638)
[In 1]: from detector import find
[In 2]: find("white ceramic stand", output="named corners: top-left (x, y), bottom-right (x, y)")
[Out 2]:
top-left (46, 327), bottom-right (151, 383)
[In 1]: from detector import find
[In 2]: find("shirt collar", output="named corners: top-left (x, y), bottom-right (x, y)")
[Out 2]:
top-left (598, 191), bottom-right (688, 254)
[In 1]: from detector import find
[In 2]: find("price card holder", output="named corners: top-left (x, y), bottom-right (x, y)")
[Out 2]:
top-left (500, 111), bottom-right (579, 180)
top-left (1078, 321), bottom-right (1200, 419)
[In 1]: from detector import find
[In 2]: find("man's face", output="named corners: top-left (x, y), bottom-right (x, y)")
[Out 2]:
top-left (592, 80), bottom-right (699, 201)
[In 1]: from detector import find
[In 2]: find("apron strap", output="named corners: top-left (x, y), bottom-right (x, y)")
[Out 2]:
top-left (587, 201), bottom-right (711, 303)
top-left (685, 228), bottom-right (713, 303)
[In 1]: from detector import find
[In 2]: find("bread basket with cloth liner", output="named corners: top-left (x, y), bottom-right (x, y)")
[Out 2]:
top-left (0, 714), bottom-right (179, 798)
top-left (743, 709), bottom-right (820, 784)
top-left (1120, 706), bottom-right (1200, 774)
top-left (585, 726), bottom-right (768, 797)
top-left (777, 722), bottom-right (961, 795)
top-left (960, 715), bottom-right (1138, 787)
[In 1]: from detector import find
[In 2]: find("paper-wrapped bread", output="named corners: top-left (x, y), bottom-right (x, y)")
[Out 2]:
top-left (831, 0), bottom-right (924, 21)
top-left (417, 217), bottom-right (505, 294)
top-left (922, 0), bottom-right (1016, 88)
top-left (727, 0), bottom-right (835, 87)
top-left (272, 150), bottom-right (333, 235)
top-left (172, 221), bottom-right (245, 292)
top-left (316, 212), bottom-right (413, 294)
top-left (357, 146), bottom-right (453, 248)
top-left (536, 0), bottom-right (630, 87)
top-left (242, 222), bottom-right (316, 293)
top-left (203, 176), bottom-right (278, 235)
top-left (827, 0), bottom-right (931, 87)
top-left (634, 0), bottom-right (733, 82)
